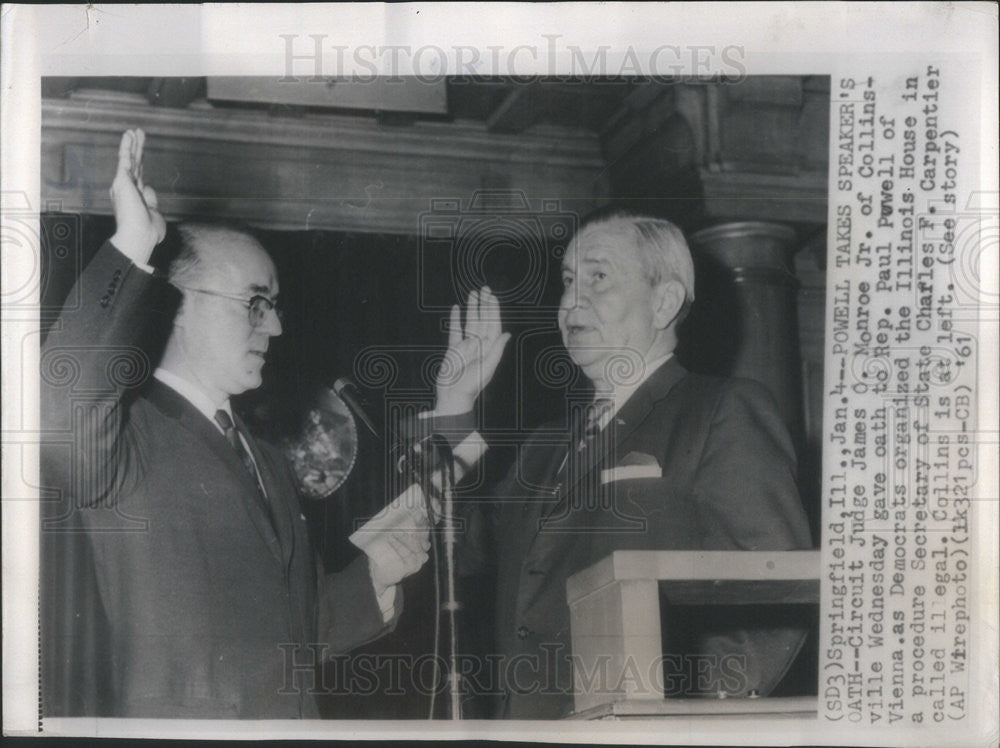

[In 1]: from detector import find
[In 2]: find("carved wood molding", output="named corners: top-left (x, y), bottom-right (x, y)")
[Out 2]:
top-left (600, 79), bottom-right (830, 227)
top-left (41, 93), bottom-right (608, 235)
top-left (700, 169), bottom-right (829, 225)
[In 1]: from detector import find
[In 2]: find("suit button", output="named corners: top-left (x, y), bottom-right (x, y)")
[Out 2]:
top-left (517, 625), bottom-right (530, 639)
top-left (113, 270), bottom-right (122, 281)
top-left (99, 296), bottom-right (109, 308)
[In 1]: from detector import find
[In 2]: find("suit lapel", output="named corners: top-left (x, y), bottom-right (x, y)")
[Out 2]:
top-left (145, 380), bottom-right (283, 565)
top-left (539, 358), bottom-right (689, 525)
top-left (602, 356), bottom-right (688, 474)
top-left (517, 435), bottom-right (571, 535)
top-left (235, 411), bottom-right (294, 568)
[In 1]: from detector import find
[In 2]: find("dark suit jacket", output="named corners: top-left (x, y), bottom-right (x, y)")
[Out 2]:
top-left (458, 357), bottom-right (812, 718)
top-left (40, 241), bottom-right (390, 718)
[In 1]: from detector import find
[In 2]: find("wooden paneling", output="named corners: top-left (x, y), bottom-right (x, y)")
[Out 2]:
top-left (206, 76), bottom-right (448, 115)
top-left (601, 78), bottom-right (830, 227)
top-left (41, 92), bottom-right (608, 235)
top-left (700, 170), bottom-right (829, 225)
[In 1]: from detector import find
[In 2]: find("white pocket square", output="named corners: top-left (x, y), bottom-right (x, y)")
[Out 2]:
top-left (601, 464), bottom-right (662, 484)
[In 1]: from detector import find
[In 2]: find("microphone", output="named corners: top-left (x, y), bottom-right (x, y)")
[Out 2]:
top-left (333, 377), bottom-right (440, 480)
top-left (333, 377), bottom-right (380, 439)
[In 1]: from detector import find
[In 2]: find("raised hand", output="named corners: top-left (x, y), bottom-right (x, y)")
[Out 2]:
top-left (434, 287), bottom-right (511, 417)
top-left (108, 128), bottom-right (166, 266)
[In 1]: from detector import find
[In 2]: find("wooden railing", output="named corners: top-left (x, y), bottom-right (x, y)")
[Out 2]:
top-left (565, 550), bottom-right (820, 719)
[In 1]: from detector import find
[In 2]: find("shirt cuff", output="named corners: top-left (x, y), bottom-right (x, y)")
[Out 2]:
top-left (405, 409), bottom-right (476, 449)
top-left (107, 239), bottom-right (155, 275)
top-left (451, 430), bottom-right (488, 480)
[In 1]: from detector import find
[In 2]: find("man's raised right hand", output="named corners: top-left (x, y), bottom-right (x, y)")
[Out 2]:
top-left (108, 128), bottom-right (166, 267)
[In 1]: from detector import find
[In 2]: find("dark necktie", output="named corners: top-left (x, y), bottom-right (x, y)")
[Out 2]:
top-left (553, 397), bottom-right (615, 483)
top-left (539, 397), bottom-right (616, 526)
top-left (578, 397), bottom-right (614, 452)
top-left (214, 409), bottom-right (274, 527)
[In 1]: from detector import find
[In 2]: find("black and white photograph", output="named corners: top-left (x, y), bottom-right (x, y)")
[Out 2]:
top-left (2, 3), bottom-right (997, 744)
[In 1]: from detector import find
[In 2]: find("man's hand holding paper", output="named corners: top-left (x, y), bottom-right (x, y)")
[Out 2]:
top-left (351, 485), bottom-right (436, 619)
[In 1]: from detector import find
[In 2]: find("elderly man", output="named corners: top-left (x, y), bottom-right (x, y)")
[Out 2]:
top-left (40, 129), bottom-right (503, 718)
top-left (441, 210), bottom-right (812, 719)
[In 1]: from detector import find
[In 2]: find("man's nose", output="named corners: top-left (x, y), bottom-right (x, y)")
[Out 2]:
top-left (560, 285), bottom-right (588, 312)
top-left (261, 306), bottom-right (282, 337)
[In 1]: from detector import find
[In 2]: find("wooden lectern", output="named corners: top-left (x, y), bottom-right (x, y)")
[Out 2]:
top-left (565, 550), bottom-right (820, 720)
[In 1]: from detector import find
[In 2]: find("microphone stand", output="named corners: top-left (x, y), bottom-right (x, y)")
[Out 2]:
top-left (331, 379), bottom-right (464, 718)
top-left (404, 434), bottom-right (462, 721)
top-left (429, 435), bottom-right (461, 720)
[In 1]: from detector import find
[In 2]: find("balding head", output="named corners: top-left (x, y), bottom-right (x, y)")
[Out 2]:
top-left (161, 221), bottom-right (282, 404)
top-left (169, 222), bottom-right (270, 291)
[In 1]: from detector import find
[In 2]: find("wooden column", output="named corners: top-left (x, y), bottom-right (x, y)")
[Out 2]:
top-left (686, 221), bottom-right (804, 441)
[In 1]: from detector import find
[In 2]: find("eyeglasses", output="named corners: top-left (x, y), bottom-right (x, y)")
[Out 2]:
top-left (175, 285), bottom-right (283, 328)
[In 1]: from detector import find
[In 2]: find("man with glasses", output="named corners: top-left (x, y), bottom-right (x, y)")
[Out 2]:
top-left (40, 129), bottom-right (505, 718)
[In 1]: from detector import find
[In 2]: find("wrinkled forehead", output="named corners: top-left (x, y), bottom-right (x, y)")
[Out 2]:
top-left (563, 224), bottom-right (641, 270)
top-left (201, 234), bottom-right (279, 295)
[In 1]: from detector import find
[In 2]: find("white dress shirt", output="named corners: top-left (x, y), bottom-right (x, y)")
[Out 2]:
top-left (153, 368), bottom-right (259, 470)
top-left (594, 352), bottom-right (673, 430)
top-left (154, 367), bottom-right (228, 425)
top-left (152, 367), bottom-right (398, 621)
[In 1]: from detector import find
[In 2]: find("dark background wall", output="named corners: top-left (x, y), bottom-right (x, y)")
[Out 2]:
top-left (40, 75), bottom-right (827, 718)
top-left (40, 205), bottom-right (820, 717)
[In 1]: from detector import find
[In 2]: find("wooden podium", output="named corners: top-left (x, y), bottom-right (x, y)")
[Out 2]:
top-left (565, 550), bottom-right (820, 720)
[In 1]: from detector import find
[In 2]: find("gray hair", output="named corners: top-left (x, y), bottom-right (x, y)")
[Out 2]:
top-left (577, 211), bottom-right (696, 321)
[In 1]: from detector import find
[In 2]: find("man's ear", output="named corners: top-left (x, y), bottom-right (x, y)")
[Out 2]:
top-left (651, 279), bottom-right (685, 330)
